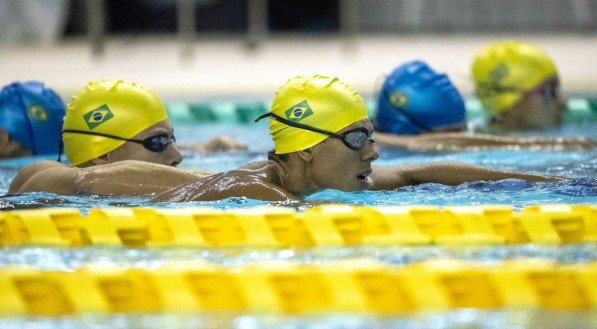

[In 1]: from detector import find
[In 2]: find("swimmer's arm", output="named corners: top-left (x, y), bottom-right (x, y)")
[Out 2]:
top-left (439, 133), bottom-right (597, 149)
top-left (375, 132), bottom-right (508, 150)
top-left (370, 162), bottom-right (565, 190)
top-left (374, 132), bottom-right (421, 149)
top-left (376, 132), bottom-right (597, 151)
top-left (152, 170), bottom-right (297, 202)
top-left (476, 134), bottom-right (597, 149)
top-left (73, 160), bottom-right (212, 196)
top-left (177, 135), bottom-right (248, 154)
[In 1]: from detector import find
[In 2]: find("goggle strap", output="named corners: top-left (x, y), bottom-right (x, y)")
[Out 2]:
top-left (254, 112), bottom-right (343, 139)
top-left (56, 138), bottom-right (63, 163)
top-left (61, 129), bottom-right (170, 152)
top-left (62, 129), bottom-right (134, 143)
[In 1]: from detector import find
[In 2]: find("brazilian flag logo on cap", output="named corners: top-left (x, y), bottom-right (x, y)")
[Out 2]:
top-left (284, 100), bottom-right (314, 122)
top-left (83, 104), bottom-right (114, 129)
top-left (389, 92), bottom-right (408, 108)
top-left (489, 62), bottom-right (508, 83)
top-left (27, 105), bottom-right (48, 122)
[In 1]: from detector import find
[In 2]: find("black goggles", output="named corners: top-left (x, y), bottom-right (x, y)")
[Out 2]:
top-left (255, 113), bottom-right (374, 150)
top-left (537, 79), bottom-right (560, 102)
top-left (476, 78), bottom-right (560, 103)
top-left (62, 130), bottom-right (176, 152)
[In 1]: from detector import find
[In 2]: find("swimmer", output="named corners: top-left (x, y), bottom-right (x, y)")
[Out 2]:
top-left (374, 60), bottom-right (596, 151)
top-left (9, 79), bottom-right (212, 196)
top-left (472, 40), bottom-right (565, 130)
top-left (0, 81), bottom-right (65, 158)
top-left (154, 74), bottom-right (564, 202)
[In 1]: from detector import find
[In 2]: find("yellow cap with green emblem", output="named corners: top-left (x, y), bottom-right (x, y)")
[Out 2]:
top-left (472, 40), bottom-right (558, 114)
top-left (62, 79), bottom-right (168, 166)
top-left (267, 74), bottom-right (368, 154)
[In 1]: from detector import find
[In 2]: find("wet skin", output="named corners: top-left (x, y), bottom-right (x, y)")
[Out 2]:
top-left (494, 81), bottom-right (566, 130)
top-left (84, 120), bottom-right (183, 167)
top-left (153, 119), bottom-right (379, 202)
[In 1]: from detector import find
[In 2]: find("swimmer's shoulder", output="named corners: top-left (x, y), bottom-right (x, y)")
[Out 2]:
top-left (218, 160), bottom-right (287, 191)
top-left (238, 160), bottom-right (273, 171)
top-left (8, 161), bottom-right (76, 193)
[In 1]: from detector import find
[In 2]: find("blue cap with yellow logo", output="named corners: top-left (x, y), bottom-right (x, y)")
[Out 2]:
top-left (375, 61), bottom-right (466, 135)
top-left (0, 81), bottom-right (65, 155)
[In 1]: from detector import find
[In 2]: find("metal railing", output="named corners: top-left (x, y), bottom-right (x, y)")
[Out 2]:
top-left (84, 0), bottom-right (596, 58)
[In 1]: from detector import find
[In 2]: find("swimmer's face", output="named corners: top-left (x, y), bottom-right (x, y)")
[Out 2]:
top-left (308, 119), bottom-right (379, 192)
top-left (106, 120), bottom-right (183, 166)
top-left (498, 79), bottom-right (565, 130)
top-left (0, 129), bottom-right (31, 159)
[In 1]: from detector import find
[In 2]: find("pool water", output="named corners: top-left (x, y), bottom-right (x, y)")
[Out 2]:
top-left (1, 122), bottom-right (596, 210)
top-left (1, 309), bottom-right (595, 329)
top-left (0, 121), bottom-right (596, 329)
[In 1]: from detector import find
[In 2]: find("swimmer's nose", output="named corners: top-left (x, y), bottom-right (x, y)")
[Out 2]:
top-left (168, 144), bottom-right (183, 166)
top-left (362, 142), bottom-right (379, 162)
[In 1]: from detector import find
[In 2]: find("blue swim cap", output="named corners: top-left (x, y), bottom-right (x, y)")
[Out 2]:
top-left (375, 61), bottom-right (466, 135)
top-left (0, 81), bottom-right (65, 155)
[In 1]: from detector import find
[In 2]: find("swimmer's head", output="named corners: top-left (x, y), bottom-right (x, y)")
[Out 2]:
top-left (62, 79), bottom-right (169, 166)
top-left (472, 40), bottom-right (558, 114)
top-left (0, 81), bottom-right (65, 155)
top-left (375, 61), bottom-right (466, 135)
top-left (265, 74), bottom-right (368, 154)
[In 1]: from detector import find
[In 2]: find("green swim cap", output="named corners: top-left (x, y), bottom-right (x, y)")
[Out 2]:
top-left (268, 74), bottom-right (368, 154)
top-left (472, 40), bottom-right (558, 114)
top-left (63, 79), bottom-right (168, 166)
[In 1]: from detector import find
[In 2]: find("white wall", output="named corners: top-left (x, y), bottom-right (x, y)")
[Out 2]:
top-left (0, 0), bottom-right (69, 44)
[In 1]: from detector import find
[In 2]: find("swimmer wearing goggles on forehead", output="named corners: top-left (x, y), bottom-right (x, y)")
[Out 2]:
top-left (153, 74), bottom-right (566, 203)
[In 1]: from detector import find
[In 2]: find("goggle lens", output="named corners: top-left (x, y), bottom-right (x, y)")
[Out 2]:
top-left (254, 113), bottom-right (374, 151)
top-left (142, 135), bottom-right (176, 152)
top-left (342, 128), bottom-right (374, 150)
top-left (541, 81), bottom-right (559, 102)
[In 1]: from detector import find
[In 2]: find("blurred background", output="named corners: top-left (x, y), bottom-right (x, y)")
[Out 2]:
top-left (1, 0), bottom-right (597, 101)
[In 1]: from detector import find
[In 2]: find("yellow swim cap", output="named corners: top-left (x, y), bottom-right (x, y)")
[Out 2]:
top-left (267, 74), bottom-right (368, 154)
top-left (471, 40), bottom-right (558, 114)
top-left (63, 79), bottom-right (168, 166)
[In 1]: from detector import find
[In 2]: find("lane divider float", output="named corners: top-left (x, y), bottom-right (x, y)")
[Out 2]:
top-left (0, 259), bottom-right (596, 316)
top-left (0, 204), bottom-right (595, 247)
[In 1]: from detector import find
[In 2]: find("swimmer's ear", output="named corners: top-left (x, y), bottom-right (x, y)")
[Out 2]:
top-left (297, 148), bottom-right (314, 163)
top-left (88, 154), bottom-right (109, 166)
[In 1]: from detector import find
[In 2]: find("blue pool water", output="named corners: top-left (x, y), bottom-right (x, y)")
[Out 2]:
top-left (1, 121), bottom-right (596, 329)
top-left (1, 122), bottom-right (596, 210)
top-left (1, 309), bottom-right (594, 329)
